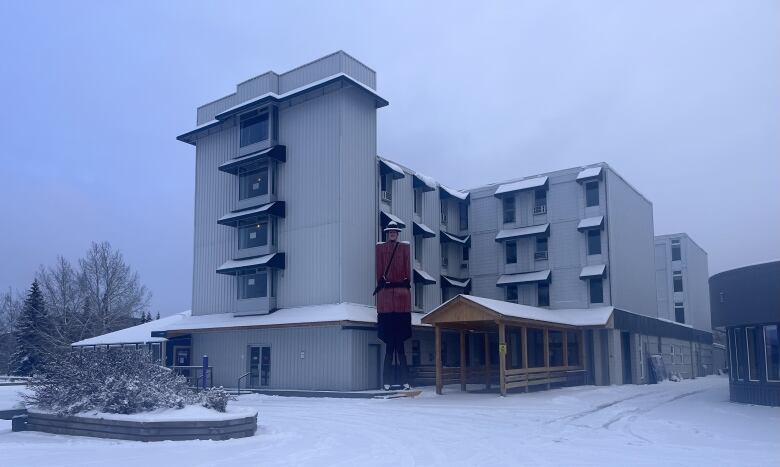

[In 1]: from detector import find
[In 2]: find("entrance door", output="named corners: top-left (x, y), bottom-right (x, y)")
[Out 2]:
top-left (174, 346), bottom-right (191, 378)
top-left (249, 346), bottom-right (271, 388)
top-left (621, 332), bottom-right (632, 384)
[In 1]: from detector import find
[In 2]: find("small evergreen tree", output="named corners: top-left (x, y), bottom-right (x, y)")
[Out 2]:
top-left (155, 312), bottom-right (160, 320)
top-left (11, 280), bottom-right (53, 376)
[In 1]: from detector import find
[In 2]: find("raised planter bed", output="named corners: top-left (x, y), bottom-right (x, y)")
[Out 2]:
top-left (15, 409), bottom-right (257, 442)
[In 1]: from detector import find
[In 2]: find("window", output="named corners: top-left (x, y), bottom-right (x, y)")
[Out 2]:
top-left (239, 166), bottom-right (269, 200)
top-left (414, 283), bottom-right (424, 309)
top-left (735, 328), bottom-right (744, 380)
top-left (671, 239), bottom-right (681, 261)
top-left (674, 302), bottom-right (685, 323)
top-left (239, 110), bottom-right (269, 147)
top-left (585, 181), bottom-right (599, 207)
top-left (673, 270), bottom-right (683, 292)
top-left (729, 329), bottom-right (739, 381)
top-left (462, 246), bottom-right (469, 262)
top-left (587, 229), bottom-right (601, 255)
top-left (548, 330), bottom-right (564, 367)
top-left (238, 220), bottom-right (269, 249)
top-left (503, 196), bottom-right (515, 223)
top-left (414, 190), bottom-right (423, 216)
top-left (380, 175), bottom-right (392, 201)
top-left (537, 282), bottom-right (550, 307)
top-left (459, 203), bottom-right (469, 230)
top-left (589, 278), bottom-right (604, 304)
top-left (527, 328), bottom-right (545, 367)
top-left (746, 327), bottom-right (760, 381)
top-left (567, 331), bottom-right (580, 366)
top-left (414, 236), bottom-right (423, 262)
top-left (505, 240), bottom-right (517, 264)
top-left (238, 269), bottom-right (267, 299)
top-left (150, 343), bottom-right (162, 364)
top-left (440, 202), bottom-right (448, 225)
top-left (506, 285), bottom-right (518, 303)
top-left (509, 330), bottom-right (523, 369)
top-left (765, 325), bottom-right (779, 381)
top-left (534, 189), bottom-right (547, 214)
top-left (535, 237), bottom-right (548, 260)
top-left (411, 340), bottom-right (421, 366)
top-left (441, 248), bottom-right (448, 268)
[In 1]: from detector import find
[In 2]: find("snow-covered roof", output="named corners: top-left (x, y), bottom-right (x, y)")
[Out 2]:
top-left (444, 295), bottom-right (614, 327)
top-left (577, 216), bottom-right (604, 231)
top-left (413, 222), bottom-right (436, 238)
top-left (494, 176), bottom-right (548, 196)
top-left (380, 211), bottom-right (406, 229)
top-left (579, 264), bottom-right (607, 279)
top-left (71, 311), bottom-right (192, 347)
top-left (413, 268), bottom-right (436, 284)
top-left (441, 276), bottom-right (471, 289)
top-left (379, 158), bottom-right (405, 179)
top-left (217, 146), bottom-right (286, 173)
top-left (440, 231), bottom-right (470, 245)
top-left (217, 202), bottom-right (285, 225)
top-left (413, 172), bottom-right (437, 191)
top-left (216, 253), bottom-right (285, 274)
top-left (576, 166), bottom-right (603, 181)
top-left (439, 184), bottom-right (469, 201)
top-left (497, 270), bottom-right (551, 286)
top-left (495, 224), bottom-right (550, 241)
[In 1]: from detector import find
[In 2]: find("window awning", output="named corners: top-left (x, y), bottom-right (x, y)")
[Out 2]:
top-left (218, 145), bottom-right (287, 174)
top-left (380, 211), bottom-right (406, 229)
top-left (441, 275), bottom-right (471, 289)
top-left (580, 264), bottom-right (607, 279)
top-left (439, 185), bottom-right (469, 202)
top-left (494, 176), bottom-right (548, 197)
top-left (413, 173), bottom-right (436, 192)
top-left (413, 268), bottom-right (437, 285)
top-left (440, 230), bottom-right (470, 246)
top-left (497, 270), bottom-right (551, 286)
top-left (576, 166), bottom-right (603, 182)
top-left (577, 216), bottom-right (604, 231)
top-left (495, 223), bottom-right (550, 241)
top-left (413, 222), bottom-right (436, 238)
top-left (217, 202), bottom-right (286, 226)
top-left (379, 159), bottom-right (405, 180)
top-left (216, 253), bottom-right (285, 275)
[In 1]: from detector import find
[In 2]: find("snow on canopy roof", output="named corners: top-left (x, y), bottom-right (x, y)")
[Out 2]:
top-left (455, 295), bottom-right (614, 327)
top-left (439, 184), bottom-right (469, 201)
top-left (162, 303), bottom-right (425, 333)
top-left (580, 264), bottom-right (607, 279)
top-left (413, 222), bottom-right (436, 238)
top-left (440, 231), bottom-right (470, 245)
top-left (216, 253), bottom-right (285, 274)
top-left (71, 311), bottom-right (192, 347)
top-left (413, 172), bottom-right (437, 191)
top-left (441, 276), bottom-right (471, 289)
top-left (494, 176), bottom-right (548, 196)
top-left (413, 268), bottom-right (436, 284)
top-left (380, 211), bottom-right (406, 229)
top-left (378, 158), bottom-right (405, 179)
top-left (495, 224), bottom-right (550, 241)
top-left (497, 270), bottom-right (551, 285)
top-left (576, 166), bottom-right (603, 181)
top-left (577, 216), bottom-right (604, 231)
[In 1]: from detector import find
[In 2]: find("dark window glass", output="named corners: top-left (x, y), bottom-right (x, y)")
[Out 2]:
top-left (674, 302), bottom-right (685, 323)
top-left (503, 196), bottom-right (515, 223)
top-left (238, 270), bottom-right (267, 299)
top-left (671, 240), bottom-right (682, 261)
top-left (380, 173), bottom-right (388, 191)
top-left (412, 340), bottom-right (421, 366)
top-left (765, 325), bottom-right (779, 381)
top-left (673, 271), bottom-right (683, 292)
top-left (548, 330), bottom-right (564, 367)
top-left (587, 229), bottom-right (601, 255)
top-left (536, 237), bottom-right (548, 260)
top-left (462, 246), bottom-right (469, 262)
top-left (505, 240), bottom-right (517, 264)
top-left (509, 329), bottom-right (523, 369)
top-left (459, 203), bottom-right (469, 230)
top-left (260, 346), bottom-right (271, 386)
top-left (414, 190), bottom-right (423, 216)
top-left (538, 282), bottom-right (550, 307)
top-left (735, 328), bottom-right (744, 380)
top-left (238, 220), bottom-right (268, 249)
top-left (585, 181), bottom-right (599, 207)
top-left (589, 278), bottom-right (604, 304)
top-left (239, 166), bottom-right (269, 200)
top-left (506, 285), bottom-right (518, 303)
top-left (747, 328), bottom-right (760, 381)
top-left (240, 111), bottom-right (269, 147)
top-left (414, 283), bottom-right (424, 309)
top-left (527, 328), bottom-right (545, 368)
top-left (414, 236), bottom-right (423, 262)
top-left (567, 331), bottom-right (580, 366)
top-left (440, 203), bottom-right (448, 225)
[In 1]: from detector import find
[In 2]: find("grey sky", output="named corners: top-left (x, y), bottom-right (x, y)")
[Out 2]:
top-left (1, 1), bottom-right (778, 316)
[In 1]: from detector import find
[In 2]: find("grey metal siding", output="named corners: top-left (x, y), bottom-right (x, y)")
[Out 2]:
top-left (655, 233), bottom-right (712, 331)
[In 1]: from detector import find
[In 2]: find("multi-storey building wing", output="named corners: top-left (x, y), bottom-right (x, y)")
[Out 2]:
top-left (655, 233), bottom-right (712, 331)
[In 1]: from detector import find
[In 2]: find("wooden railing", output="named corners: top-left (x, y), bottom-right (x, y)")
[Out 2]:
top-left (504, 366), bottom-right (585, 390)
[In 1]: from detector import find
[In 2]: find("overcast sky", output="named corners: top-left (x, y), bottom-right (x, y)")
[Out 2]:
top-left (1, 1), bottom-right (778, 316)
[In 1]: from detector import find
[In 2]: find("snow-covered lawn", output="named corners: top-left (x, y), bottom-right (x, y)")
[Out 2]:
top-left (1, 376), bottom-right (777, 466)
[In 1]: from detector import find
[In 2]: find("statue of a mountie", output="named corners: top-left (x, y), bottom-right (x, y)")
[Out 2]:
top-left (374, 221), bottom-right (412, 391)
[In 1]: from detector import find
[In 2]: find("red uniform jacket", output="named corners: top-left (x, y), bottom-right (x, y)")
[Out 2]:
top-left (375, 240), bottom-right (411, 313)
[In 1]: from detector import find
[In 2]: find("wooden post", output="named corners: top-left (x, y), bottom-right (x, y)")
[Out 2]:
top-left (498, 322), bottom-right (507, 396)
top-left (460, 330), bottom-right (467, 392)
top-left (484, 332), bottom-right (491, 389)
top-left (435, 325), bottom-right (443, 395)
top-left (522, 327), bottom-right (529, 392)
top-left (544, 328), bottom-right (550, 390)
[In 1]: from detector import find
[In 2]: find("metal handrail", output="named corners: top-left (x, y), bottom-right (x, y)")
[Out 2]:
top-left (237, 372), bottom-right (251, 395)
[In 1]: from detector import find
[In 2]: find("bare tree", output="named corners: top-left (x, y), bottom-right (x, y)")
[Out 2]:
top-left (36, 256), bottom-right (88, 348)
top-left (79, 242), bottom-right (152, 336)
top-left (0, 289), bottom-right (22, 374)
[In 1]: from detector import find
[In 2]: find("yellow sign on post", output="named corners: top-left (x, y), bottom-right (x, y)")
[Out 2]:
top-left (499, 343), bottom-right (507, 354)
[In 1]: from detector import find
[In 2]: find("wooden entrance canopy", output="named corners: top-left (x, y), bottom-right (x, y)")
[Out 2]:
top-left (421, 295), bottom-right (614, 396)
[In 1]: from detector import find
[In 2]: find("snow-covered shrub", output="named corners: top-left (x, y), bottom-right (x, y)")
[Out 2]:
top-left (24, 349), bottom-right (197, 415)
top-left (200, 386), bottom-right (234, 413)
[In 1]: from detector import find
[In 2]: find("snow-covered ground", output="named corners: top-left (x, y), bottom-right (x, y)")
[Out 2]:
top-left (1, 376), bottom-right (777, 466)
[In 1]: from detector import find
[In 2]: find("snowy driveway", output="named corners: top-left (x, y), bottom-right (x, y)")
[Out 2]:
top-left (1, 376), bottom-right (777, 466)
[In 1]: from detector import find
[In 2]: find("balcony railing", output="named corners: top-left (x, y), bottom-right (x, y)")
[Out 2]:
top-left (534, 251), bottom-right (548, 261)
top-left (533, 203), bottom-right (547, 215)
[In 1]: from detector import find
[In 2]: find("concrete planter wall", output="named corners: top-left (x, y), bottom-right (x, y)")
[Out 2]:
top-left (15, 410), bottom-right (257, 442)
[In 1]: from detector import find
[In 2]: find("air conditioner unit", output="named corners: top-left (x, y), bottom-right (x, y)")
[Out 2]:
top-left (533, 204), bottom-right (547, 215)
top-left (460, 262), bottom-right (469, 269)
top-left (534, 251), bottom-right (548, 261)
top-left (381, 190), bottom-right (392, 203)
